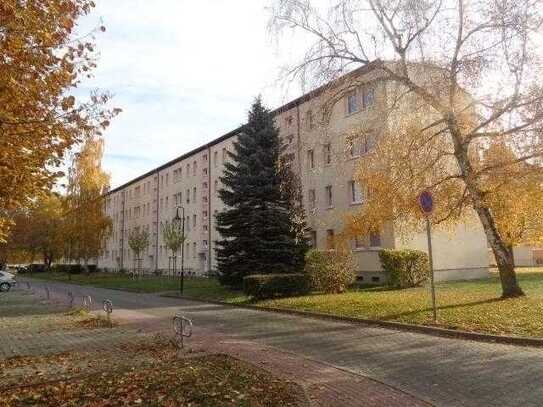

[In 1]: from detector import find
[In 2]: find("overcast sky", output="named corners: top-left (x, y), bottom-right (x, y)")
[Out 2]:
top-left (79, 0), bottom-right (300, 188)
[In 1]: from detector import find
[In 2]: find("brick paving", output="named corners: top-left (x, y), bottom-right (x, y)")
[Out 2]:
top-left (0, 290), bottom-right (150, 360)
top-left (12, 278), bottom-right (543, 406)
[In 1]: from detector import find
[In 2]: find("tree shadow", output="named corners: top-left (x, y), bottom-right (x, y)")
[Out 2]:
top-left (380, 297), bottom-right (507, 321)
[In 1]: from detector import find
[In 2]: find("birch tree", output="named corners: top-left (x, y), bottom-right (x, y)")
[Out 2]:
top-left (65, 136), bottom-right (111, 265)
top-left (128, 227), bottom-right (150, 276)
top-left (270, 0), bottom-right (543, 297)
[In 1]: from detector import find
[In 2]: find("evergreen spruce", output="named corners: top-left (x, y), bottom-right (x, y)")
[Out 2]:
top-left (215, 97), bottom-right (308, 287)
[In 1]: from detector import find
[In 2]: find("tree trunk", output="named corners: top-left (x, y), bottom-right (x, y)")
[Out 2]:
top-left (447, 117), bottom-right (524, 298)
top-left (476, 206), bottom-right (524, 298)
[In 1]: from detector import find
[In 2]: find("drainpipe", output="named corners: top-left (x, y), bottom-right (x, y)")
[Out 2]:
top-left (120, 191), bottom-right (125, 270)
top-left (207, 146), bottom-right (212, 273)
top-left (155, 171), bottom-right (160, 272)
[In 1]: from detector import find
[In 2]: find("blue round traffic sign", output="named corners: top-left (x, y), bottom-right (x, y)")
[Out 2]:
top-left (418, 190), bottom-right (433, 215)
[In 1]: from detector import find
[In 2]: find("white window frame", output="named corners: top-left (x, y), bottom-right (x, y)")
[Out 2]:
top-left (346, 91), bottom-right (359, 115)
top-left (307, 149), bottom-right (314, 169)
top-left (349, 181), bottom-right (364, 205)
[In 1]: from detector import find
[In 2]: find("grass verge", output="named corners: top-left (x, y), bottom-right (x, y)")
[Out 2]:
top-left (258, 269), bottom-right (543, 338)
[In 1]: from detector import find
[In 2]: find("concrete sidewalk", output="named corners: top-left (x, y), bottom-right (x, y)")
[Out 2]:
top-left (16, 278), bottom-right (543, 407)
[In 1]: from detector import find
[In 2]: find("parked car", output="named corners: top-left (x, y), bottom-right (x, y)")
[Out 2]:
top-left (0, 271), bottom-right (16, 292)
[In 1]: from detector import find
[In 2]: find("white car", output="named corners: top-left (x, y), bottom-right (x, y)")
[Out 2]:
top-left (0, 271), bottom-right (16, 292)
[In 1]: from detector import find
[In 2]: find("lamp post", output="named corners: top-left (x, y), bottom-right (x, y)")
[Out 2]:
top-left (173, 206), bottom-right (185, 295)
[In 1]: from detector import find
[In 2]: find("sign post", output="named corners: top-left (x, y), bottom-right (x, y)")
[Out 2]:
top-left (418, 190), bottom-right (437, 322)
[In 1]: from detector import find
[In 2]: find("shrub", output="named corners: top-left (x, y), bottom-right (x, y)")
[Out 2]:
top-left (28, 264), bottom-right (47, 273)
top-left (379, 249), bottom-right (429, 288)
top-left (51, 264), bottom-right (84, 274)
top-left (243, 273), bottom-right (310, 300)
top-left (86, 264), bottom-right (97, 273)
top-left (304, 249), bottom-right (356, 294)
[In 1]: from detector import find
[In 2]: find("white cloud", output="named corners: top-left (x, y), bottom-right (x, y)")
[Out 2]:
top-left (77, 0), bottom-right (299, 188)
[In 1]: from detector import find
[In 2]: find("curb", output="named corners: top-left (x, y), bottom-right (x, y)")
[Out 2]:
top-left (162, 293), bottom-right (543, 348)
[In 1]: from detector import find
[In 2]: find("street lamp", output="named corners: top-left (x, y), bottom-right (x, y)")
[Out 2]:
top-left (172, 206), bottom-right (185, 295)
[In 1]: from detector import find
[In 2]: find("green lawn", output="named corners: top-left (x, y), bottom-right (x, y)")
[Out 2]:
top-left (27, 269), bottom-right (543, 338)
top-left (259, 268), bottom-right (543, 338)
top-left (25, 271), bottom-right (246, 299)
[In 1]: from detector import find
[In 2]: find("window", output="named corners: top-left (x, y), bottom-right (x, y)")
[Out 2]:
top-left (203, 167), bottom-right (208, 176)
top-left (325, 185), bottom-right (333, 208)
top-left (306, 110), bottom-right (314, 130)
top-left (222, 148), bottom-right (227, 162)
top-left (193, 242), bottom-right (197, 257)
top-left (203, 153), bottom-right (207, 161)
top-left (193, 161), bottom-right (197, 176)
top-left (193, 187), bottom-right (196, 202)
top-left (308, 189), bottom-right (316, 209)
top-left (203, 182), bottom-right (208, 190)
top-left (323, 143), bottom-right (331, 164)
top-left (307, 149), bottom-right (314, 169)
top-left (285, 116), bottom-right (293, 126)
top-left (186, 242), bottom-right (190, 257)
top-left (186, 216), bottom-right (190, 231)
top-left (214, 180), bottom-right (218, 193)
top-left (362, 87), bottom-right (375, 109)
top-left (346, 91), bottom-right (358, 114)
top-left (365, 133), bottom-right (377, 153)
top-left (349, 181), bottom-right (363, 204)
top-left (214, 151), bottom-right (218, 167)
top-left (348, 137), bottom-right (360, 158)
top-left (165, 173), bottom-right (169, 185)
top-left (186, 163), bottom-right (190, 175)
top-left (326, 229), bottom-right (335, 250)
top-left (354, 236), bottom-right (364, 249)
top-left (165, 196), bottom-right (168, 208)
top-left (309, 230), bottom-right (317, 248)
top-left (369, 232), bottom-right (381, 247)
top-left (203, 240), bottom-right (208, 248)
top-left (193, 214), bottom-right (196, 227)
top-left (186, 189), bottom-right (190, 204)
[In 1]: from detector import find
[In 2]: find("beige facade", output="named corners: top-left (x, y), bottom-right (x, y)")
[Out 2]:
top-left (98, 63), bottom-right (490, 282)
top-left (489, 245), bottom-right (543, 268)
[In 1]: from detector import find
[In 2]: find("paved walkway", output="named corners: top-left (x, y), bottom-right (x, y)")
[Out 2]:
top-left (14, 278), bottom-right (543, 407)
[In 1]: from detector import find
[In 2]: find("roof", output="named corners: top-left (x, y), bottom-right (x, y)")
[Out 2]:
top-left (106, 60), bottom-right (383, 196)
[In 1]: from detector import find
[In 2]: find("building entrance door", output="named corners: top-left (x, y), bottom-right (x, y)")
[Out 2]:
top-left (198, 253), bottom-right (206, 275)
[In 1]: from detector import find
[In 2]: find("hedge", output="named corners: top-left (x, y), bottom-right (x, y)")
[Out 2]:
top-left (243, 273), bottom-right (310, 299)
top-left (51, 264), bottom-right (98, 274)
top-left (27, 264), bottom-right (47, 273)
top-left (379, 249), bottom-right (429, 288)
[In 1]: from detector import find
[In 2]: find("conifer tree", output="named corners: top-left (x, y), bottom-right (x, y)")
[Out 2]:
top-left (215, 97), bottom-right (308, 287)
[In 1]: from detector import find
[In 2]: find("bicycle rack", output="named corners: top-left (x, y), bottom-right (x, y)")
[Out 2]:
top-left (172, 313), bottom-right (193, 350)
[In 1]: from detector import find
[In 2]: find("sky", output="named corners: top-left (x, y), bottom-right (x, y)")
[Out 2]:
top-left (78, 0), bottom-right (300, 189)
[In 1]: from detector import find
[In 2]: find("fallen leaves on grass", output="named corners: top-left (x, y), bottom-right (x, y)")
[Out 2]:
top-left (1, 354), bottom-right (304, 406)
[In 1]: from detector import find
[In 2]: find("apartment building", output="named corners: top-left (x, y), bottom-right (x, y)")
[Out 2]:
top-left (98, 62), bottom-right (490, 283)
